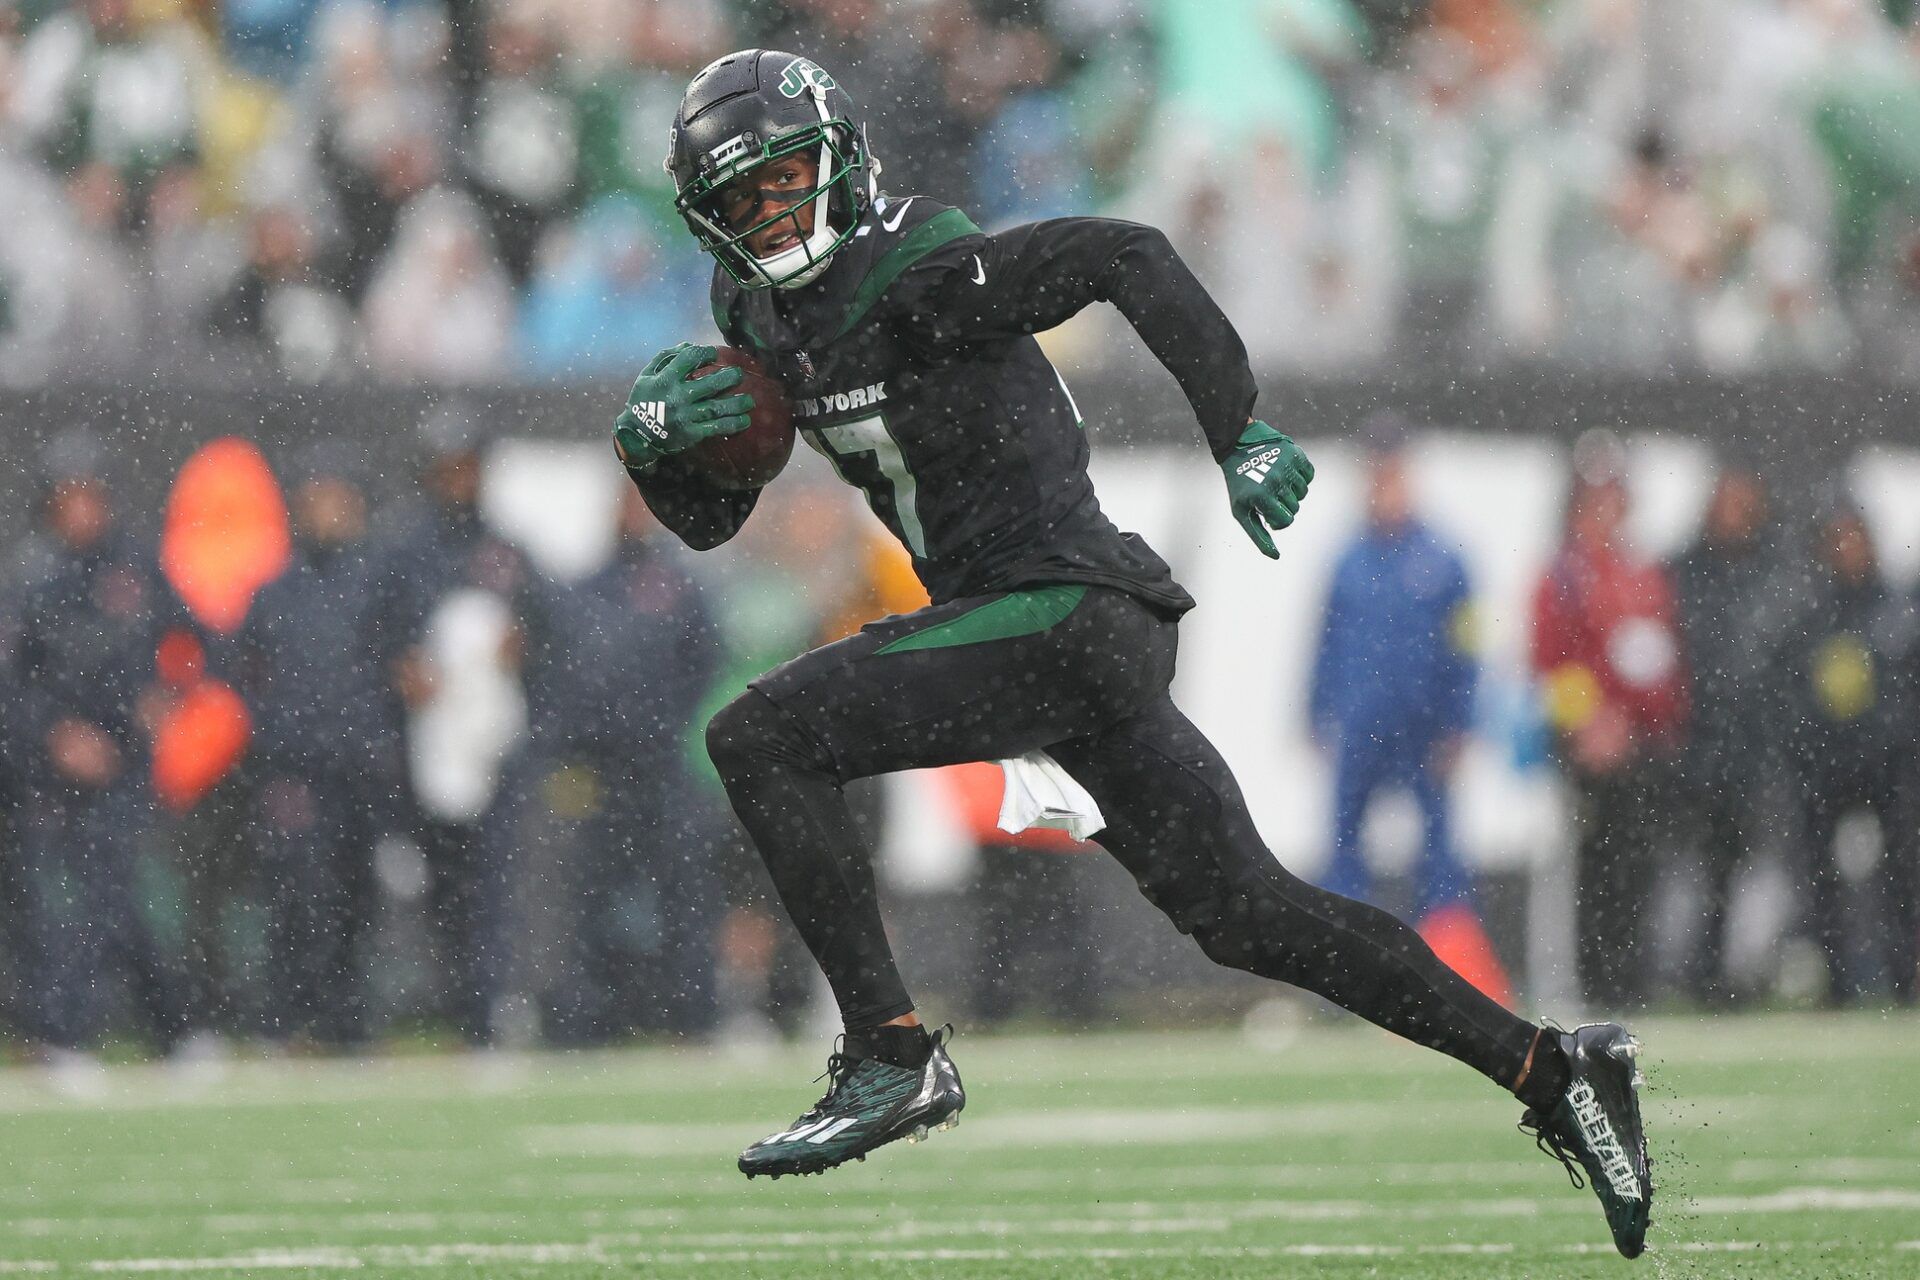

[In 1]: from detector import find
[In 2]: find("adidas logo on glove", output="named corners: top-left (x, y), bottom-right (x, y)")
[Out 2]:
top-left (1235, 445), bottom-right (1288, 484)
top-left (628, 401), bottom-right (669, 441)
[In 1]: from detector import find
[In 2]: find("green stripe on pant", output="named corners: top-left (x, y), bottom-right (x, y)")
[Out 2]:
top-left (873, 585), bottom-right (1089, 657)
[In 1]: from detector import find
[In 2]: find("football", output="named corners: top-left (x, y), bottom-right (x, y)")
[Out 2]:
top-left (681, 347), bottom-right (796, 491)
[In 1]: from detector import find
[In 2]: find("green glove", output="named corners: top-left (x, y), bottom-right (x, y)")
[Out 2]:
top-left (1221, 420), bottom-right (1314, 558)
top-left (613, 343), bottom-right (756, 471)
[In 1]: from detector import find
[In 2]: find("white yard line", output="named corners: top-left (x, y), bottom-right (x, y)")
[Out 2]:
top-left (541, 1153), bottom-right (1920, 1198)
top-left (2, 1181), bottom-right (1910, 1264)
top-left (518, 1092), bottom-right (1775, 1158)
top-left (4, 1175), bottom-right (1916, 1248)
top-left (0, 1236), bottom-right (1886, 1273)
top-left (1687, 1187), bottom-right (1920, 1214)
top-left (0, 1012), bottom-right (1907, 1114)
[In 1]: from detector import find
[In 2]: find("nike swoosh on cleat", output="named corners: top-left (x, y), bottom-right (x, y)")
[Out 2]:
top-left (880, 198), bottom-right (917, 232)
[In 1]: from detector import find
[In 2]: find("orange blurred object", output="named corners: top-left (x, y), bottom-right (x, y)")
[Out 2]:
top-left (152, 674), bottom-right (250, 812)
top-left (820, 525), bottom-right (931, 644)
top-left (1417, 902), bottom-right (1514, 1007)
top-left (161, 436), bottom-right (291, 634)
top-left (150, 436), bottom-right (285, 809)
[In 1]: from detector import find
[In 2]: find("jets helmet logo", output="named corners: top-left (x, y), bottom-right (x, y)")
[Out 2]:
top-left (778, 58), bottom-right (838, 99)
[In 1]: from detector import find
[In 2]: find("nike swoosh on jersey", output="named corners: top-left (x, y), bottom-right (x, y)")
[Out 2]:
top-left (970, 254), bottom-right (987, 285)
top-left (880, 197), bottom-right (917, 233)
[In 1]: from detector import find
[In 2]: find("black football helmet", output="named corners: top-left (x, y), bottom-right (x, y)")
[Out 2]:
top-left (665, 49), bottom-right (878, 290)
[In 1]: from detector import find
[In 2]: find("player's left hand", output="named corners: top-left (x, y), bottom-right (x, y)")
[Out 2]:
top-left (1221, 420), bottom-right (1313, 558)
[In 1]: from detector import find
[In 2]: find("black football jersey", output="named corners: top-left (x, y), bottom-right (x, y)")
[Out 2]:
top-left (631, 195), bottom-right (1260, 615)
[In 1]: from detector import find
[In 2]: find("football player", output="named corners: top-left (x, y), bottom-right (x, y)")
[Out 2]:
top-left (612, 49), bottom-right (1653, 1258)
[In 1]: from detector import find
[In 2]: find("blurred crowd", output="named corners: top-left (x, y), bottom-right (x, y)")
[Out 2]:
top-left (2, 412), bottom-right (1917, 1075)
top-left (1313, 420), bottom-right (1918, 1015)
top-left (0, 418), bottom-right (813, 1068)
top-left (6, 0), bottom-right (1920, 386)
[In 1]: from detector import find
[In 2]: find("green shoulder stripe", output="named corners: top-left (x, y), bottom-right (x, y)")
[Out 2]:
top-left (830, 206), bottom-right (982, 343)
top-left (875, 585), bottom-right (1088, 657)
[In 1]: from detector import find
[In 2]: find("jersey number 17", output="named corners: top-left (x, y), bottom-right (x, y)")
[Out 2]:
top-left (807, 414), bottom-right (928, 558)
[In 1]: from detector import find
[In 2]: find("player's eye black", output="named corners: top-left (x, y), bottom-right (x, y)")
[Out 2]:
top-left (716, 176), bottom-right (817, 230)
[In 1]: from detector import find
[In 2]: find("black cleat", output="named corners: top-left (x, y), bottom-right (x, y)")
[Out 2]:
top-left (740, 1026), bottom-right (965, 1179)
top-left (1521, 1023), bottom-right (1653, 1258)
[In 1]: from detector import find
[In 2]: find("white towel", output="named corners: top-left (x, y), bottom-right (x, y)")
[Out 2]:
top-left (409, 589), bottom-right (526, 823)
top-left (996, 750), bottom-right (1106, 841)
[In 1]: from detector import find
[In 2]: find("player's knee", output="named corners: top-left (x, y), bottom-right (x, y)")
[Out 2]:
top-left (705, 690), bottom-right (830, 781)
top-left (704, 692), bottom-right (773, 778)
top-left (1191, 879), bottom-right (1316, 978)
top-left (1192, 912), bottom-right (1290, 977)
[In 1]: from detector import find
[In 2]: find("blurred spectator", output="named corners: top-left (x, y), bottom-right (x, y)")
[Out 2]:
top-left (364, 185), bottom-right (515, 383)
top-left (8, 431), bottom-right (190, 1061)
top-left (8, 0), bottom-right (202, 239)
top-left (1127, 0), bottom-right (1376, 369)
top-left (751, 0), bottom-right (980, 195)
top-left (369, 407), bottom-right (531, 1045)
top-left (1546, 129), bottom-right (1698, 370)
top-left (971, 65), bottom-right (1093, 228)
top-left (310, 2), bottom-right (450, 302)
top-left (459, 11), bottom-right (577, 286)
top-left (0, 443), bottom-right (67, 1043)
top-left (1147, 0), bottom-right (1365, 185)
top-left (1780, 500), bottom-right (1919, 1005)
top-left (566, 0), bottom-right (726, 215)
top-left (1378, 27), bottom-right (1537, 362)
top-left (236, 442), bottom-right (398, 1048)
top-left (0, 0), bottom-right (1911, 384)
top-left (1531, 435), bottom-right (1688, 1007)
top-left (1549, 126), bottom-right (1855, 372)
top-left (0, 141), bottom-right (141, 383)
top-left (146, 441), bottom-right (279, 1058)
top-left (222, 0), bottom-right (327, 82)
top-left (524, 485), bottom-right (723, 1042)
top-left (518, 197), bottom-right (705, 378)
top-left (205, 204), bottom-right (359, 381)
top-left (1054, 6), bottom-right (1158, 207)
top-left (1309, 415), bottom-right (1509, 1002)
top-left (1798, 0), bottom-right (1920, 281)
top-left (1668, 465), bottom-right (1794, 1004)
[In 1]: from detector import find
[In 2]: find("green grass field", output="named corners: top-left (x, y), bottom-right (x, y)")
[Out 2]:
top-left (1, 1011), bottom-right (1917, 1277)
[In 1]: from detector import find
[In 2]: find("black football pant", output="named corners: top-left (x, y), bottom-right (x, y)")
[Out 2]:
top-left (1568, 761), bottom-right (1670, 1008)
top-left (1798, 754), bottom-right (1918, 1005)
top-left (707, 586), bottom-right (1540, 1091)
top-left (255, 771), bottom-right (378, 1046)
top-left (19, 795), bottom-right (189, 1052)
top-left (1673, 762), bottom-right (1764, 1004)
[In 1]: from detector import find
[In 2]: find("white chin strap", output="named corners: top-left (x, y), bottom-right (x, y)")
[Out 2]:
top-left (755, 139), bottom-right (840, 289)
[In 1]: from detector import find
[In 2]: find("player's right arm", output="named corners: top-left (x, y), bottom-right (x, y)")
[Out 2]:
top-left (615, 342), bottom-right (760, 550)
top-left (896, 216), bottom-right (1312, 556)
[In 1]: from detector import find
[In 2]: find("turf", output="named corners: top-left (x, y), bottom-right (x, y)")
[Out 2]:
top-left (0, 1010), bottom-right (1916, 1277)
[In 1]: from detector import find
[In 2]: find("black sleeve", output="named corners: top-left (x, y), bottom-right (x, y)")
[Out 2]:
top-left (622, 271), bottom-right (760, 550)
top-left (627, 456), bottom-right (761, 551)
top-left (896, 217), bottom-right (1259, 461)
